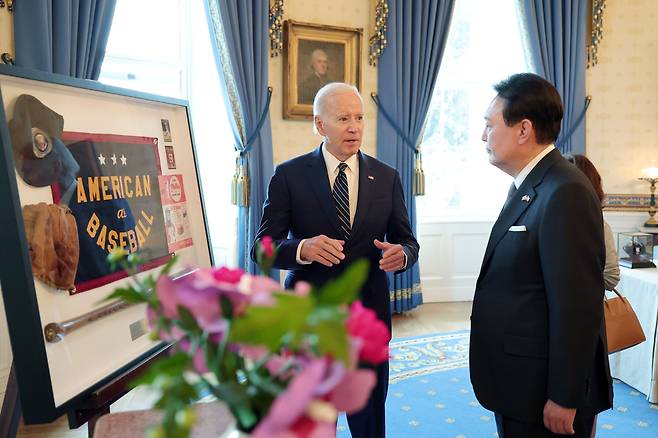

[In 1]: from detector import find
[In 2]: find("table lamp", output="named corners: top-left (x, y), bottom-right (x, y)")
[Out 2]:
top-left (639, 165), bottom-right (658, 227)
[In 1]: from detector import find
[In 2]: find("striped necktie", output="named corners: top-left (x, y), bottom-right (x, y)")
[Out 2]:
top-left (333, 162), bottom-right (351, 240)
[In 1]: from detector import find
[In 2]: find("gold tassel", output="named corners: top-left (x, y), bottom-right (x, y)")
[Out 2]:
top-left (240, 158), bottom-right (250, 207)
top-left (413, 151), bottom-right (425, 196)
top-left (231, 155), bottom-right (251, 207)
top-left (231, 156), bottom-right (239, 206)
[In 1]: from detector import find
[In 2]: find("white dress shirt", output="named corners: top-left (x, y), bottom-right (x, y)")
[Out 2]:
top-left (514, 144), bottom-right (555, 189)
top-left (295, 144), bottom-right (407, 269)
top-left (296, 144), bottom-right (359, 264)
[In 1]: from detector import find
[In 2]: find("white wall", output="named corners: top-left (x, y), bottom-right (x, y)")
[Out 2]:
top-left (419, 211), bottom-right (648, 303)
top-left (419, 220), bottom-right (491, 302)
top-left (586, 0), bottom-right (658, 195)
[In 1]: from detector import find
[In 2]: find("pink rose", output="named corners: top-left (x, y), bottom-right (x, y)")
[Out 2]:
top-left (261, 236), bottom-right (274, 258)
top-left (252, 359), bottom-right (326, 437)
top-left (346, 301), bottom-right (391, 364)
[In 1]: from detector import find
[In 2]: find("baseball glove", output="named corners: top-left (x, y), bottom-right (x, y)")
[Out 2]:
top-left (22, 203), bottom-right (79, 292)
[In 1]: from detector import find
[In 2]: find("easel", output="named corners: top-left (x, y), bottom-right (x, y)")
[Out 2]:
top-left (0, 363), bottom-right (20, 438)
top-left (1, 345), bottom-right (170, 438)
top-left (66, 344), bottom-right (170, 437)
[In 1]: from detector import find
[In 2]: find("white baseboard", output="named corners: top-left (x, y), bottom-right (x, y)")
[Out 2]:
top-left (422, 286), bottom-right (475, 303)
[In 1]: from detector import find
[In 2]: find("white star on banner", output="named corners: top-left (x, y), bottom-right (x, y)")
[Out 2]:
top-left (98, 154), bottom-right (106, 165)
top-left (120, 154), bottom-right (127, 165)
top-left (111, 154), bottom-right (117, 165)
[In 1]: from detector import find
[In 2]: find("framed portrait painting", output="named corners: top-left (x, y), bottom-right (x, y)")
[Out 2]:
top-left (283, 20), bottom-right (363, 120)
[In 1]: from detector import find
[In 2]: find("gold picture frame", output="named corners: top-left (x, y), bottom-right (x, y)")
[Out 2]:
top-left (283, 20), bottom-right (363, 120)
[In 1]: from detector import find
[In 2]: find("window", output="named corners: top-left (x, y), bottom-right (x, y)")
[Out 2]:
top-left (100, 0), bottom-right (237, 265)
top-left (417, 0), bottom-right (531, 221)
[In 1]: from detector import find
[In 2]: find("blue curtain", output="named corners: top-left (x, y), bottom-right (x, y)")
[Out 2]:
top-left (518, 0), bottom-right (588, 154)
top-left (377, 0), bottom-right (455, 313)
top-left (14, 0), bottom-right (117, 79)
top-left (205, 0), bottom-right (274, 275)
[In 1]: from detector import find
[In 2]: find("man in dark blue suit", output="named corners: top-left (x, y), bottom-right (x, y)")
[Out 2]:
top-left (252, 82), bottom-right (419, 437)
top-left (470, 73), bottom-right (612, 438)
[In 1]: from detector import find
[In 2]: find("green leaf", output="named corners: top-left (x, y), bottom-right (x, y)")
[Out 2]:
top-left (228, 292), bottom-right (313, 349)
top-left (176, 305), bottom-right (201, 336)
top-left (307, 306), bottom-right (345, 325)
top-left (316, 258), bottom-right (369, 305)
top-left (102, 287), bottom-right (147, 304)
top-left (313, 319), bottom-right (349, 364)
top-left (219, 295), bottom-right (234, 320)
top-left (107, 248), bottom-right (129, 271)
top-left (204, 380), bottom-right (258, 430)
top-left (131, 352), bottom-right (191, 387)
top-left (160, 255), bottom-right (178, 276)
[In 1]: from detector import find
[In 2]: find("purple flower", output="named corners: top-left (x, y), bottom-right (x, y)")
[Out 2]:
top-left (155, 267), bottom-right (248, 334)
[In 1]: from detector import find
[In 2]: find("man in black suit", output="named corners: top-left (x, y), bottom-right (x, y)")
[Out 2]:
top-left (470, 73), bottom-right (612, 438)
top-left (252, 82), bottom-right (419, 438)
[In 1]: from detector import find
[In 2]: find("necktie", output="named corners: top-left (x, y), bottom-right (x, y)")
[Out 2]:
top-left (333, 163), bottom-right (351, 240)
top-left (502, 182), bottom-right (517, 210)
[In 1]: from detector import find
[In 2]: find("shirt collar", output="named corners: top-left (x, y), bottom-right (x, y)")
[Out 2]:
top-left (514, 144), bottom-right (555, 189)
top-left (322, 143), bottom-right (358, 173)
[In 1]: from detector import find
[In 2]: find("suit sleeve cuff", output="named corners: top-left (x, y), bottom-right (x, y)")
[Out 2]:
top-left (296, 239), bottom-right (313, 265)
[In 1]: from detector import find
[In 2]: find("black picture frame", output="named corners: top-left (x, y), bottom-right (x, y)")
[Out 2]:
top-left (0, 65), bottom-right (213, 424)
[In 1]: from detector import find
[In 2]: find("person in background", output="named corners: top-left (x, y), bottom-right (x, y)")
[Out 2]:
top-left (565, 154), bottom-right (620, 291)
top-left (299, 49), bottom-right (330, 104)
top-left (565, 153), bottom-right (620, 438)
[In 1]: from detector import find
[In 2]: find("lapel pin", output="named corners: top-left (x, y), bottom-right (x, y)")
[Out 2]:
top-left (521, 194), bottom-right (531, 202)
top-left (368, 175), bottom-right (375, 180)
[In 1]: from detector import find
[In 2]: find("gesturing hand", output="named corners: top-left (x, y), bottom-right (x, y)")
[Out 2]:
top-left (374, 239), bottom-right (406, 272)
top-left (543, 399), bottom-right (576, 435)
top-left (300, 235), bottom-right (345, 267)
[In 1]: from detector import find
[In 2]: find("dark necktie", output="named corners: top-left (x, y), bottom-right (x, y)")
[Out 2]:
top-left (502, 182), bottom-right (518, 210)
top-left (333, 163), bottom-right (351, 240)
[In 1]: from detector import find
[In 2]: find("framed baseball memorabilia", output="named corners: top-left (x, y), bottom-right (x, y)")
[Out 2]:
top-left (0, 65), bottom-right (213, 423)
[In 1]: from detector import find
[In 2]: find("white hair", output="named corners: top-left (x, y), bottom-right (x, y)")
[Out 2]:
top-left (312, 82), bottom-right (363, 134)
top-left (310, 48), bottom-right (327, 63)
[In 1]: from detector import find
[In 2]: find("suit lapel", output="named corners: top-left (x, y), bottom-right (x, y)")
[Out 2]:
top-left (479, 149), bottom-right (562, 274)
top-left (480, 186), bottom-right (536, 271)
top-left (306, 145), bottom-right (342, 236)
top-left (350, 152), bottom-right (373, 240)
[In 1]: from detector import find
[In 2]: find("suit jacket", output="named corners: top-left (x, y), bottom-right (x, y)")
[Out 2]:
top-left (298, 74), bottom-right (328, 105)
top-left (251, 146), bottom-right (419, 328)
top-left (470, 149), bottom-right (612, 422)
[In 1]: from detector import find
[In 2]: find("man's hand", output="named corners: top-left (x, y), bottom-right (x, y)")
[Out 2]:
top-left (300, 235), bottom-right (345, 267)
top-left (374, 239), bottom-right (406, 272)
top-left (543, 399), bottom-right (576, 435)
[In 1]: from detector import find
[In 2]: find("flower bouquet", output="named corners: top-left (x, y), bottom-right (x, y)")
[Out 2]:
top-left (106, 237), bottom-right (390, 438)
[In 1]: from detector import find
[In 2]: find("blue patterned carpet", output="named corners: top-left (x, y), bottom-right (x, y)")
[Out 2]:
top-left (337, 330), bottom-right (658, 437)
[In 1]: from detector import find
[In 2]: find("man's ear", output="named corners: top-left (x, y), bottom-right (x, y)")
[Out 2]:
top-left (518, 119), bottom-right (533, 144)
top-left (314, 116), bottom-right (325, 136)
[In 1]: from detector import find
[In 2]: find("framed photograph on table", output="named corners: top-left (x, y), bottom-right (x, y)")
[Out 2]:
top-left (0, 65), bottom-right (213, 424)
top-left (283, 20), bottom-right (363, 120)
